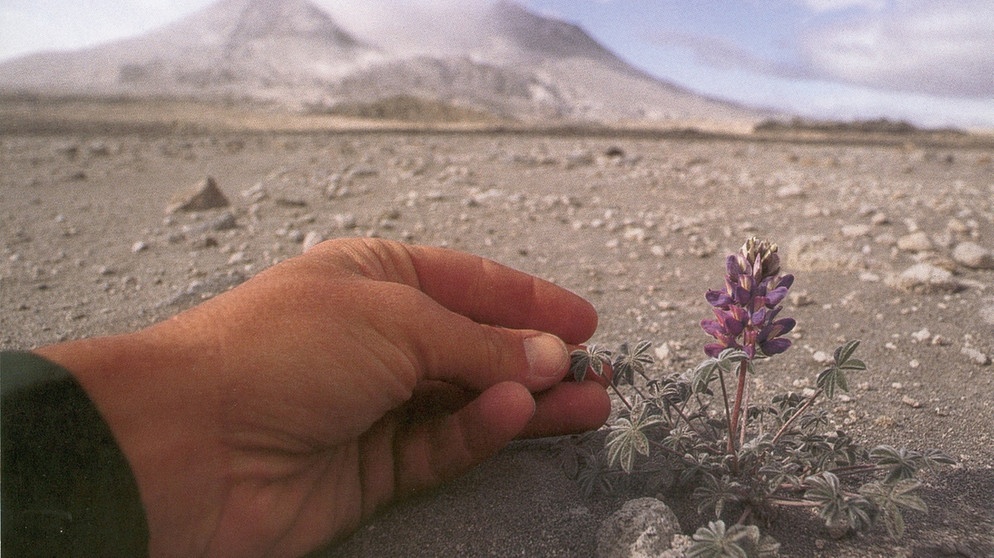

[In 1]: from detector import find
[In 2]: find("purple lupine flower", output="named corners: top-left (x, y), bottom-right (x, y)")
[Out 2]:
top-left (701, 238), bottom-right (795, 358)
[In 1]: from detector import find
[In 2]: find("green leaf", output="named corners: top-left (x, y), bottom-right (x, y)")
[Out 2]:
top-left (816, 341), bottom-right (866, 399)
top-left (693, 348), bottom-right (748, 394)
top-left (870, 445), bottom-right (922, 483)
top-left (569, 345), bottom-right (611, 382)
top-left (604, 403), bottom-right (664, 473)
top-left (804, 472), bottom-right (847, 526)
top-left (693, 475), bottom-right (744, 519)
top-left (688, 520), bottom-right (780, 558)
top-left (833, 340), bottom-right (861, 366)
top-left (613, 340), bottom-right (654, 385)
top-left (860, 479), bottom-right (927, 538)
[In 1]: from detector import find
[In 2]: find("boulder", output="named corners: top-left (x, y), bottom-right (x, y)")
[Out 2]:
top-left (596, 498), bottom-right (682, 558)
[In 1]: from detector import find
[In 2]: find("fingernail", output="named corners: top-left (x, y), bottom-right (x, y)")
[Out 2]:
top-left (524, 334), bottom-right (568, 381)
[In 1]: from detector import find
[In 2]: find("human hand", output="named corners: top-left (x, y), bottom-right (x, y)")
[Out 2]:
top-left (38, 238), bottom-right (610, 557)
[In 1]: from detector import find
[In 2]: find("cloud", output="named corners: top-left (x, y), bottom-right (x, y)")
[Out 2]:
top-left (649, 31), bottom-right (812, 80)
top-left (796, 0), bottom-right (885, 13)
top-left (798, 1), bottom-right (994, 97)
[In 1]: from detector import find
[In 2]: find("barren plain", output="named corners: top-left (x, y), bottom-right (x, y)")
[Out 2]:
top-left (1, 100), bottom-right (993, 557)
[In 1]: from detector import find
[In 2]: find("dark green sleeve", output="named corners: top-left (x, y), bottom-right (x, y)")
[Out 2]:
top-left (1, 351), bottom-right (148, 557)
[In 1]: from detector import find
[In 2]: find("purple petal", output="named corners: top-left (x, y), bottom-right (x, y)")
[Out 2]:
top-left (772, 317), bottom-right (796, 336)
top-left (706, 290), bottom-right (732, 307)
top-left (704, 343), bottom-right (726, 358)
top-left (725, 255), bottom-right (739, 278)
top-left (701, 319), bottom-right (724, 337)
top-left (777, 274), bottom-right (794, 290)
top-left (751, 307), bottom-right (768, 326)
top-left (734, 285), bottom-right (752, 305)
top-left (766, 286), bottom-right (788, 306)
top-left (761, 338), bottom-right (792, 356)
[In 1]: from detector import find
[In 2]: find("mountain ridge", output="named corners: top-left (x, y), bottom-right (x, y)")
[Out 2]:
top-left (0, 0), bottom-right (759, 123)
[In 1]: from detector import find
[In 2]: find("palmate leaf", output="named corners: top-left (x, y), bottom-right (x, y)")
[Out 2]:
top-left (803, 472), bottom-right (847, 527)
top-left (569, 344), bottom-right (612, 382)
top-left (605, 403), bottom-right (665, 473)
top-left (613, 340), bottom-right (654, 386)
top-left (688, 520), bottom-right (780, 558)
top-left (859, 479), bottom-right (927, 538)
top-left (693, 475), bottom-right (745, 519)
top-left (693, 348), bottom-right (749, 393)
top-left (817, 340), bottom-right (866, 399)
top-left (870, 445), bottom-right (922, 483)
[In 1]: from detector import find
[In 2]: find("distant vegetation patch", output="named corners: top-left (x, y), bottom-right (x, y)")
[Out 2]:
top-left (756, 117), bottom-right (965, 136)
top-left (312, 95), bottom-right (497, 123)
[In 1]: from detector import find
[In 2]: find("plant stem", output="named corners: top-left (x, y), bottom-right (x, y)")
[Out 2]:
top-left (610, 383), bottom-right (633, 411)
top-left (739, 376), bottom-right (750, 449)
top-left (771, 387), bottom-right (823, 444)
top-left (727, 359), bottom-right (749, 459)
top-left (828, 463), bottom-right (880, 477)
top-left (717, 368), bottom-right (734, 450)
top-left (767, 498), bottom-right (821, 508)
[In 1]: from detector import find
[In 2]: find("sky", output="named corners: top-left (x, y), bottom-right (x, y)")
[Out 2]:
top-left (1, 0), bottom-right (992, 129)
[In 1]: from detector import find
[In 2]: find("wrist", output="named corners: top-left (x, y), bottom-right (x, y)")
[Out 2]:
top-left (34, 325), bottom-right (226, 556)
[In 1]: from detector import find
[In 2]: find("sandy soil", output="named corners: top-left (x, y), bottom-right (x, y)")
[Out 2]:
top-left (2, 101), bottom-right (993, 557)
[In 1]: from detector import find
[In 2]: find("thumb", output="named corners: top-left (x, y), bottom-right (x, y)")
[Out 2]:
top-left (413, 313), bottom-right (571, 393)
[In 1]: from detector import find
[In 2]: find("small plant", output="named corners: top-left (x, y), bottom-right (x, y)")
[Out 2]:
top-left (563, 238), bottom-right (954, 555)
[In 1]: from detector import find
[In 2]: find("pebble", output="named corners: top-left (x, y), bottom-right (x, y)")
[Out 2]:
top-left (896, 231), bottom-right (933, 252)
top-left (302, 231), bottom-right (323, 252)
top-left (901, 395), bottom-right (922, 408)
top-left (961, 347), bottom-right (991, 366)
top-left (131, 241), bottom-right (149, 253)
top-left (911, 328), bottom-right (931, 342)
top-left (841, 224), bottom-right (871, 238)
top-left (886, 263), bottom-right (964, 294)
top-left (981, 306), bottom-right (994, 326)
top-left (952, 241), bottom-right (994, 269)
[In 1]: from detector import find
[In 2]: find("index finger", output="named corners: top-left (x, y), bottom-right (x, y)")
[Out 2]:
top-left (404, 244), bottom-right (598, 344)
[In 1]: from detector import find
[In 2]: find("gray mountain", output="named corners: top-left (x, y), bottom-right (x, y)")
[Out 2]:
top-left (0, 0), bottom-right (757, 123)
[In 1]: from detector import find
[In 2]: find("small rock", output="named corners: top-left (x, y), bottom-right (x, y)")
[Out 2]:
top-left (946, 218), bottom-right (971, 234)
top-left (886, 263), bottom-right (964, 294)
top-left (166, 176), bottom-right (230, 213)
top-left (870, 212), bottom-right (890, 226)
top-left (812, 350), bottom-right (832, 364)
top-left (961, 347), bottom-right (991, 366)
top-left (596, 498), bottom-right (682, 558)
top-left (131, 241), bottom-right (149, 253)
top-left (911, 328), bottom-right (931, 342)
top-left (952, 242), bottom-right (994, 269)
top-left (901, 395), bottom-right (922, 408)
top-left (841, 224), bottom-right (871, 238)
top-left (776, 184), bottom-right (805, 198)
top-left (333, 213), bottom-right (357, 230)
top-left (302, 231), bottom-right (324, 252)
top-left (896, 231), bottom-right (933, 253)
top-left (981, 306), bottom-right (994, 326)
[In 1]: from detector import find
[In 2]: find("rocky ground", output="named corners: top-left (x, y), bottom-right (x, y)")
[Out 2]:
top-left (2, 112), bottom-right (993, 556)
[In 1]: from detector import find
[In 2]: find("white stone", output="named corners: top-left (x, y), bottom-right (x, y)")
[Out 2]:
top-left (886, 263), bottom-right (964, 294)
top-left (302, 231), bottom-right (323, 252)
top-left (596, 498), bottom-right (681, 558)
top-left (896, 231), bottom-right (933, 253)
top-left (961, 347), bottom-right (991, 366)
top-left (952, 242), bottom-right (994, 269)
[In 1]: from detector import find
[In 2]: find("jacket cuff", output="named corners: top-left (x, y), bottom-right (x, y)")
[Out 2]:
top-left (1, 350), bottom-right (149, 556)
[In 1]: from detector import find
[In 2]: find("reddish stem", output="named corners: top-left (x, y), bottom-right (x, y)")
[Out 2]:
top-left (727, 359), bottom-right (749, 471)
